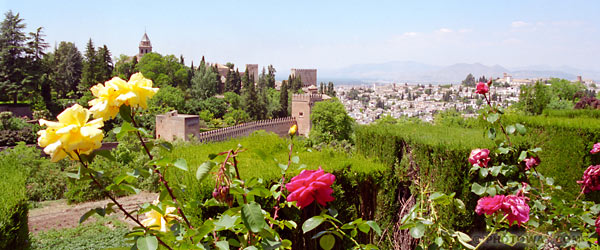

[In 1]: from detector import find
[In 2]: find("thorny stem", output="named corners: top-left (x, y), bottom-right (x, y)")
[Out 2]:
top-left (328, 219), bottom-right (364, 250)
top-left (129, 109), bottom-right (193, 229)
top-left (75, 152), bottom-right (173, 250)
top-left (483, 93), bottom-right (512, 146)
top-left (473, 215), bottom-right (507, 250)
top-left (271, 138), bottom-right (294, 228)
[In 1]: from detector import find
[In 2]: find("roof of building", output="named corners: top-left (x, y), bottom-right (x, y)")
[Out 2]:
top-left (140, 32), bottom-right (152, 47)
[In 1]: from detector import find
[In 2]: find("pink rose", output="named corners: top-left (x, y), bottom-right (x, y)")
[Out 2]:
top-left (469, 148), bottom-right (491, 167)
top-left (475, 195), bottom-right (505, 215)
top-left (577, 165), bottom-right (600, 193)
top-left (596, 216), bottom-right (600, 235)
top-left (475, 82), bottom-right (489, 95)
top-left (591, 143), bottom-right (600, 154)
top-left (501, 195), bottom-right (530, 226)
top-left (286, 167), bottom-right (335, 208)
top-left (523, 157), bottom-right (540, 170)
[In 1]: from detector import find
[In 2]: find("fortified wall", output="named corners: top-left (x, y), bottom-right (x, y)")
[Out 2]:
top-left (197, 117), bottom-right (297, 143)
top-left (290, 68), bottom-right (317, 87)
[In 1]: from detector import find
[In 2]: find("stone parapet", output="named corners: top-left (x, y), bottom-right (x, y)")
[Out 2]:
top-left (197, 117), bottom-right (297, 143)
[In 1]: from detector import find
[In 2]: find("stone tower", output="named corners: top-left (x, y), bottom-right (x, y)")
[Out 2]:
top-left (291, 91), bottom-right (323, 137)
top-left (137, 32), bottom-right (152, 60)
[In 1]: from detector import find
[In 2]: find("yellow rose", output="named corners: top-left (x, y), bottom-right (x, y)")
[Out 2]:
top-left (37, 104), bottom-right (104, 162)
top-left (289, 124), bottom-right (297, 136)
top-left (116, 73), bottom-right (159, 110)
top-left (88, 77), bottom-right (127, 120)
top-left (141, 199), bottom-right (180, 232)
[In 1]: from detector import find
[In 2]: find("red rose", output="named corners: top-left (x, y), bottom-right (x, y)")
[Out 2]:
top-left (475, 82), bottom-right (489, 95)
top-left (475, 195), bottom-right (505, 215)
top-left (286, 167), bottom-right (335, 208)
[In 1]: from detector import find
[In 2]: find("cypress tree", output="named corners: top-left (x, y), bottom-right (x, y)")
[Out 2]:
top-left (80, 38), bottom-right (97, 91)
top-left (279, 80), bottom-right (289, 117)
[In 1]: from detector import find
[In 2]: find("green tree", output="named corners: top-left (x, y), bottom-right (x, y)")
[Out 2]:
top-left (241, 71), bottom-right (261, 120)
top-left (53, 41), bottom-right (82, 98)
top-left (326, 81), bottom-right (336, 97)
top-left (135, 52), bottom-right (188, 88)
top-left (461, 73), bottom-right (476, 87)
top-left (96, 45), bottom-right (113, 82)
top-left (278, 79), bottom-right (289, 117)
top-left (80, 38), bottom-right (98, 91)
top-left (201, 97), bottom-right (227, 119)
top-left (549, 78), bottom-right (584, 101)
top-left (27, 27), bottom-right (50, 109)
top-left (189, 61), bottom-right (218, 100)
top-left (517, 81), bottom-right (551, 115)
top-left (223, 91), bottom-right (241, 110)
top-left (266, 64), bottom-right (276, 89)
top-left (310, 98), bottom-right (354, 143)
top-left (0, 10), bottom-right (30, 103)
top-left (223, 109), bottom-right (250, 125)
top-left (113, 54), bottom-right (136, 80)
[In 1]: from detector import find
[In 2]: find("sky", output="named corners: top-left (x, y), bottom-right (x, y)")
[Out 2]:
top-left (2, 0), bottom-right (600, 76)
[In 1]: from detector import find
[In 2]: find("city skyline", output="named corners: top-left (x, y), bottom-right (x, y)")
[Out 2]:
top-left (3, 0), bottom-right (600, 78)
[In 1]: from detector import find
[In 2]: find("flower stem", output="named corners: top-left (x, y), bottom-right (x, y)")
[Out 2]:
top-left (75, 152), bottom-right (173, 250)
top-left (271, 139), bottom-right (294, 228)
top-left (129, 110), bottom-right (193, 229)
top-left (328, 219), bottom-right (363, 250)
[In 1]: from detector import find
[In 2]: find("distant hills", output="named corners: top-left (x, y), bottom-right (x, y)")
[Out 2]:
top-left (319, 61), bottom-right (600, 84)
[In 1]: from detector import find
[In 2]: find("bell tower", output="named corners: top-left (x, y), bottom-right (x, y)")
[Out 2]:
top-left (137, 32), bottom-right (152, 60)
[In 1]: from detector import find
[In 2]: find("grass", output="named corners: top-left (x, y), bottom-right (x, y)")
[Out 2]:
top-left (29, 215), bottom-right (130, 250)
top-left (162, 130), bottom-right (387, 213)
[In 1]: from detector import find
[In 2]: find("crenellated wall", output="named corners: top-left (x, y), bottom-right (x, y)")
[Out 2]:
top-left (197, 117), bottom-right (297, 143)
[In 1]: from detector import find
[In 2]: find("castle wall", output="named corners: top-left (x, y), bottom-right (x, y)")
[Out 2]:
top-left (246, 64), bottom-right (259, 83)
top-left (290, 69), bottom-right (317, 87)
top-left (196, 117), bottom-right (297, 143)
top-left (156, 112), bottom-right (200, 142)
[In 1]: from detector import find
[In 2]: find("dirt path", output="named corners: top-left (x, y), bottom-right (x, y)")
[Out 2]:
top-left (28, 192), bottom-right (157, 233)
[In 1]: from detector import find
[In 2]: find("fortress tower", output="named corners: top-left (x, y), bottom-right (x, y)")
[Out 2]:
top-left (290, 68), bottom-right (317, 87)
top-left (291, 92), bottom-right (323, 136)
top-left (137, 32), bottom-right (152, 60)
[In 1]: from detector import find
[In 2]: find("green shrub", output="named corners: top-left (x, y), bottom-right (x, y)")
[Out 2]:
top-left (542, 108), bottom-right (600, 119)
top-left (30, 215), bottom-right (129, 250)
top-left (0, 145), bottom-right (29, 249)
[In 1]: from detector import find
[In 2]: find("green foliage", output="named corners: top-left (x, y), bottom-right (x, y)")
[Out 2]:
top-left (542, 109), bottom-right (600, 119)
top-left (0, 10), bottom-right (30, 103)
top-left (223, 91), bottom-right (241, 110)
top-left (223, 109), bottom-right (250, 125)
top-left (310, 98), bottom-right (354, 144)
top-left (517, 81), bottom-right (551, 115)
top-left (53, 41), bottom-right (83, 98)
top-left (189, 62), bottom-right (219, 100)
top-left (30, 215), bottom-right (129, 250)
top-left (135, 52), bottom-right (188, 88)
top-left (113, 54), bottom-right (137, 80)
top-left (0, 143), bottom-right (29, 249)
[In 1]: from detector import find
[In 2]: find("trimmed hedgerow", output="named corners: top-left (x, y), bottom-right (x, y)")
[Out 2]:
top-left (0, 146), bottom-right (29, 249)
top-left (502, 114), bottom-right (600, 201)
top-left (355, 122), bottom-right (527, 233)
top-left (542, 109), bottom-right (600, 119)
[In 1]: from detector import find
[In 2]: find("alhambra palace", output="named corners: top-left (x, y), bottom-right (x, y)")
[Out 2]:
top-left (134, 32), bottom-right (331, 142)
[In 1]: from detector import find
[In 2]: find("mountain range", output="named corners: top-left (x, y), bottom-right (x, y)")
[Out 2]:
top-left (319, 61), bottom-right (600, 84)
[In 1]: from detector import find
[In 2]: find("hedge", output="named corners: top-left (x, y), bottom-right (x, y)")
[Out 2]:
top-left (542, 109), bottom-right (600, 119)
top-left (355, 122), bottom-right (527, 233)
top-left (162, 131), bottom-right (390, 249)
top-left (502, 114), bottom-right (600, 201)
top-left (0, 146), bottom-right (30, 249)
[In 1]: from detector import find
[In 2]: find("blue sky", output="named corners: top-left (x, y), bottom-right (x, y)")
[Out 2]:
top-left (2, 0), bottom-right (600, 75)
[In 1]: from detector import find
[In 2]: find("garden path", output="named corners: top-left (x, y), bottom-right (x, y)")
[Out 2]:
top-left (28, 191), bottom-right (157, 233)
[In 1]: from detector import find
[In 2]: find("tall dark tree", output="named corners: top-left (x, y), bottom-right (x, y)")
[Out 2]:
top-left (319, 82), bottom-right (324, 94)
top-left (80, 38), bottom-right (97, 91)
top-left (326, 81), bottom-right (336, 97)
top-left (27, 27), bottom-right (50, 107)
top-left (242, 70), bottom-right (261, 120)
top-left (0, 10), bottom-right (30, 103)
top-left (266, 64), bottom-right (276, 89)
top-left (234, 69), bottom-right (241, 94)
top-left (96, 45), bottom-right (112, 82)
top-left (53, 41), bottom-right (82, 98)
top-left (278, 79), bottom-right (289, 117)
